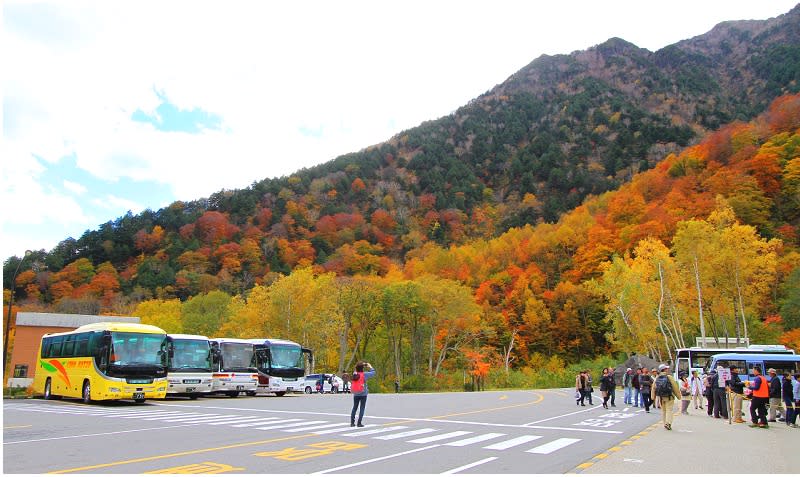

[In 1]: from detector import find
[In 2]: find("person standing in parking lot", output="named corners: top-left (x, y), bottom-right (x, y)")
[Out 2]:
top-left (746, 366), bottom-right (769, 428)
top-left (350, 361), bottom-right (376, 427)
top-left (767, 368), bottom-right (783, 422)
top-left (727, 365), bottom-right (745, 423)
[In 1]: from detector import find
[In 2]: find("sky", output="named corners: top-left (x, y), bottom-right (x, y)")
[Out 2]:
top-left (2, 1), bottom-right (798, 262)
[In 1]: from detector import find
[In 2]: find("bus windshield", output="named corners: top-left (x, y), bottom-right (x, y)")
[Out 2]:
top-left (111, 332), bottom-right (166, 366)
top-left (220, 342), bottom-right (255, 371)
top-left (268, 345), bottom-right (304, 370)
top-left (170, 339), bottom-right (211, 372)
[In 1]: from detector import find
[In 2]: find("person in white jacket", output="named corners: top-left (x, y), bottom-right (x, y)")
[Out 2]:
top-left (690, 370), bottom-right (705, 410)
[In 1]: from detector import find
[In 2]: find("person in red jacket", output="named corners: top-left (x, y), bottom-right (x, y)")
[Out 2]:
top-left (746, 366), bottom-right (770, 428)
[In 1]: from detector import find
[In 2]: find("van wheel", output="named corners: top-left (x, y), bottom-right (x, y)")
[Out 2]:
top-left (304, 386), bottom-right (312, 394)
top-left (275, 391), bottom-right (286, 397)
top-left (44, 378), bottom-right (53, 400)
top-left (227, 391), bottom-right (239, 397)
top-left (82, 381), bottom-right (92, 404)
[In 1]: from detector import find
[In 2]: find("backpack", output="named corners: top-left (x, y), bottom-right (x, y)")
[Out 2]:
top-left (350, 372), bottom-right (364, 393)
top-left (655, 375), bottom-right (673, 397)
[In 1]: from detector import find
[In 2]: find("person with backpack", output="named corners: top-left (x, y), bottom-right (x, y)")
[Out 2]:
top-left (349, 361), bottom-right (376, 427)
top-left (652, 363), bottom-right (681, 430)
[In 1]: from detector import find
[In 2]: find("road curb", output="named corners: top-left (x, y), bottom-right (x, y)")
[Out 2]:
top-left (568, 422), bottom-right (660, 474)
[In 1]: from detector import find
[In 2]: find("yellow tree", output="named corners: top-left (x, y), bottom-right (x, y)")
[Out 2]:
top-left (134, 299), bottom-right (183, 333)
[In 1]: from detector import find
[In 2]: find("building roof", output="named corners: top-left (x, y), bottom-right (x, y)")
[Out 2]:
top-left (15, 312), bottom-right (139, 328)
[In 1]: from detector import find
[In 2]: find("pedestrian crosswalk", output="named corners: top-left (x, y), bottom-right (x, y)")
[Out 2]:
top-left (4, 403), bottom-right (581, 455)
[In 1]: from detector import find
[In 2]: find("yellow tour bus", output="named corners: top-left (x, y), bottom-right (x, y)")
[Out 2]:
top-left (32, 322), bottom-right (169, 404)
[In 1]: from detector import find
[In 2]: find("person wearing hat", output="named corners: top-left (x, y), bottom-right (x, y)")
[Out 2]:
top-left (727, 365), bottom-right (745, 423)
top-left (651, 363), bottom-right (681, 430)
top-left (767, 368), bottom-right (784, 422)
top-left (623, 367), bottom-right (634, 405)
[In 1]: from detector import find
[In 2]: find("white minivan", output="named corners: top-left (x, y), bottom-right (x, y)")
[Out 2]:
top-left (303, 373), bottom-right (344, 394)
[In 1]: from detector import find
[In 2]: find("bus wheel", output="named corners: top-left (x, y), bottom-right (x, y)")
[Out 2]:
top-left (245, 391), bottom-right (257, 396)
top-left (275, 391), bottom-right (286, 397)
top-left (304, 386), bottom-right (312, 394)
top-left (134, 398), bottom-right (146, 404)
top-left (82, 381), bottom-right (92, 404)
top-left (44, 378), bottom-right (53, 400)
top-left (189, 394), bottom-right (199, 400)
top-left (227, 391), bottom-right (239, 397)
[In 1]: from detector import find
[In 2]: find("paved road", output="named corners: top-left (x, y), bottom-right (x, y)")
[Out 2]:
top-left (3, 389), bottom-right (659, 474)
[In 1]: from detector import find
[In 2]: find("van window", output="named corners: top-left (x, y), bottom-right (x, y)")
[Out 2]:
top-left (764, 360), bottom-right (800, 377)
top-left (746, 361), bottom-right (764, 377)
top-left (714, 359), bottom-right (747, 374)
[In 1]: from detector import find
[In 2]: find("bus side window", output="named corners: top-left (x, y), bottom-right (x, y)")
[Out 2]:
top-left (49, 336), bottom-right (64, 358)
top-left (74, 333), bottom-right (90, 357)
top-left (62, 335), bottom-right (76, 357)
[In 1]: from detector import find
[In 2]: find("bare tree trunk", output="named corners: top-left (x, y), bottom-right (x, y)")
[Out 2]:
top-left (503, 330), bottom-right (517, 374)
top-left (693, 256), bottom-right (707, 346)
top-left (656, 262), bottom-right (673, 363)
top-left (734, 268), bottom-right (749, 342)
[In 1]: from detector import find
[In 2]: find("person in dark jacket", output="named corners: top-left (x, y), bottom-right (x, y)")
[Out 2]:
top-left (782, 371), bottom-right (795, 427)
top-left (767, 368), bottom-right (783, 422)
top-left (600, 368), bottom-right (613, 409)
top-left (632, 369), bottom-right (642, 407)
top-left (746, 366), bottom-right (770, 428)
top-left (639, 367), bottom-right (653, 413)
top-left (711, 367), bottom-right (729, 419)
top-left (705, 369), bottom-right (717, 417)
top-left (727, 365), bottom-right (745, 423)
top-left (608, 369), bottom-right (616, 407)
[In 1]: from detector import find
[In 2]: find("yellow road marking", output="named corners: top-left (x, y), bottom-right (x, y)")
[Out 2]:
top-left (428, 393), bottom-right (545, 419)
top-left (609, 446), bottom-right (622, 452)
top-left (255, 441), bottom-right (367, 461)
top-left (620, 440), bottom-right (633, 445)
top-left (594, 453), bottom-right (608, 459)
top-left (48, 434), bottom-right (314, 474)
top-left (577, 462), bottom-right (594, 469)
top-left (4, 425), bottom-right (32, 429)
top-left (144, 462), bottom-right (244, 474)
top-left (499, 395), bottom-right (508, 400)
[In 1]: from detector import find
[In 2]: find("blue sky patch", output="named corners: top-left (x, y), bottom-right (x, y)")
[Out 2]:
top-left (131, 88), bottom-right (222, 133)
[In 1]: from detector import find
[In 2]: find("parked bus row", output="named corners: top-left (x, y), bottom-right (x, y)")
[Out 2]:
top-left (32, 322), bottom-right (313, 404)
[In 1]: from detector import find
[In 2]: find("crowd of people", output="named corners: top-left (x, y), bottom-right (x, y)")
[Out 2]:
top-left (577, 364), bottom-right (800, 431)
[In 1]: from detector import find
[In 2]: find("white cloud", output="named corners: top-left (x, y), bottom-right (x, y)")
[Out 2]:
top-left (2, 0), bottom-right (797, 259)
top-left (62, 180), bottom-right (87, 195)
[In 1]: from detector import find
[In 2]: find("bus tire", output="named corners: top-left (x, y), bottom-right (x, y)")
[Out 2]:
top-left (246, 391), bottom-right (257, 396)
top-left (304, 386), bottom-right (312, 394)
top-left (134, 398), bottom-right (146, 404)
top-left (82, 380), bottom-right (92, 404)
top-left (227, 391), bottom-right (239, 397)
top-left (189, 394), bottom-right (199, 400)
top-left (44, 378), bottom-right (53, 400)
top-left (275, 391), bottom-right (286, 397)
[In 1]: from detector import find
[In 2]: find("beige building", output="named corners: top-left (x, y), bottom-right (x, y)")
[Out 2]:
top-left (7, 312), bottom-right (139, 387)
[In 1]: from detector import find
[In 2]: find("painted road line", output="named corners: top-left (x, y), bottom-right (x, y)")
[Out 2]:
top-left (3, 424), bottom-right (205, 445)
top-left (444, 433), bottom-right (505, 447)
top-left (341, 426), bottom-right (409, 437)
top-left (216, 417), bottom-right (280, 426)
top-left (526, 437), bottom-right (581, 454)
top-left (231, 418), bottom-right (302, 428)
top-left (283, 423), bottom-right (356, 433)
top-left (374, 428), bottom-right (439, 440)
top-left (407, 431), bottom-right (472, 444)
top-left (159, 414), bottom-right (230, 422)
top-left (254, 420), bottom-right (328, 431)
top-left (312, 444), bottom-right (441, 474)
top-left (483, 435), bottom-right (543, 450)
top-left (122, 411), bottom-right (194, 419)
top-left (440, 457), bottom-right (497, 474)
top-left (141, 413), bottom-right (210, 420)
top-left (311, 424), bottom-right (377, 435)
top-left (166, 415), bottom-right (264, 424)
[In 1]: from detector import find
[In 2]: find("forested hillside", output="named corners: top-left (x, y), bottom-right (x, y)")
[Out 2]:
top-left (4, 6), bottom-right (800, 388)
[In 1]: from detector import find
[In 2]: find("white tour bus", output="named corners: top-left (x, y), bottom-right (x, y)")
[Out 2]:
top-left (248, 338), bottom-right (312, 396)
top-left (165, 334), bottom-right (215, 399)
top-left (208, 338), bottom-right (259, 397)
top-left (674, 344), bottom-right (794, 379)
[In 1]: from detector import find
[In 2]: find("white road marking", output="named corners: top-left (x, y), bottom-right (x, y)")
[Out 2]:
top-left (374, 428), bottom-right (439, 440)
top-left (2, 424), bottom-right (203, 444)
top-left (209, 417), bottom-right (280, 426)
top-left (283, 422), bottom-right (355, 433)
top-left (444, 433), bottom-right (505, 447)
top-left (407, 431), bottom-right (472, 443)
top-left (526, 437), bottom-right (581, 454)
top-left (341, 426), bottom-right (409, 436)
top-left (312, 444), bottom-right (441, 474)
top-left (312, 424), bottom-right (377, 435)
top-left (483, 434), bottom-right (543, 450)
top-left (254, 420), bottom-right (327, 430)
top-left (141, 413), bottom-right (209, 420)
top-left (440, 457), bottom-right (497, 474)
top-left (231, 418), bottom-right (301, 428)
